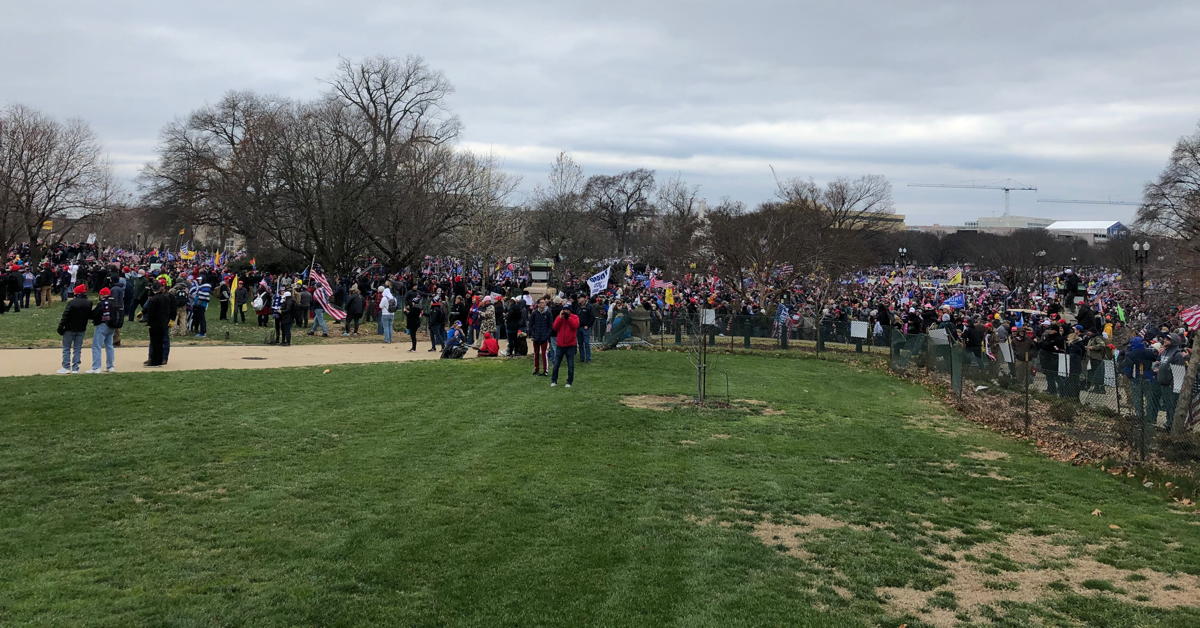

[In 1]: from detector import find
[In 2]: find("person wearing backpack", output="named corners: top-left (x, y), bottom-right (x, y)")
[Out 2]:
top-left (86, 286), bottom-right (123, 373)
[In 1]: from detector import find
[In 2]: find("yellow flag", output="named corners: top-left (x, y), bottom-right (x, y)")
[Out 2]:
top-left (230, 276), bottom-right (238, 318)
top-left (947, 271), bottom-right (963, 286)
top-left (625, 263), bottom-right (632, 277)
top-left (178, 227), bottom-right (186, 235)
top-left (665, 287), bottom-right (675, 306)
top-left (41, 221), bottom-right (53, 230)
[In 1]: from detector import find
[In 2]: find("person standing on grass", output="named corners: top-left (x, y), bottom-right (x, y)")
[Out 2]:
top-left (56, 285), bottom-right (91, 373)
top-left (343, 285), bottom-right (364, 336)
top-left (576, 296), bottom-right (595, 363)
top-left (378, 285), bottom-right (396, 344)
top-left (529, 298), bottom-right (552, 376)
top-left (550, 304), bottom-right (580, 388)
top-left (86, 287), bottom-right (122, 373)
top-left (218, 279), bottom-right (230, 320)
top-left (279, 290), bottom-right (296, 346)
top-left (297, 282), bottom-right (312, 326)
top-left (233, 279), bottom-right (248, 323)
top-left (308, 285), bottom-right (329, 337)
top-left (37, 263), bottom-right (54, 307)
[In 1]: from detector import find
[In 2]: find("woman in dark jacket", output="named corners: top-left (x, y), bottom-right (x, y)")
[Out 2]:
top-left (404, 298), bottom-right (423, 352)
top-left (343, 285), bottom-right (364, 336)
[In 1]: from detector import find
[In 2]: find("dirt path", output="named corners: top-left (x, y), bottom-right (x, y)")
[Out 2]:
top-left (0, 342), bottom-right (459, 377)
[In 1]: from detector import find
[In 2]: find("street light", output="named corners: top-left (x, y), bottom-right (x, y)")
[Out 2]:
top-left (1133, 241), bottom-right (1151, 301)
top-left (897, 247), bottom-right (908, 267)
top-left (1035, 250), bottom-right (1047, 296)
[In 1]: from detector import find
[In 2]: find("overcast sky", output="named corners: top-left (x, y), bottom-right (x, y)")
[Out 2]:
top-left (4, 1), bottom-right (1197, 225)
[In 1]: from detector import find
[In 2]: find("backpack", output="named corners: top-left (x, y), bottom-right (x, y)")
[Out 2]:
top-left (252, 295), bottom-right (264, 310)
top-left (173, 290), bottom-right (188, 307)
top-left (388, 297), bottom-right (398, 311)
top-left (99, 299), bottom-right (123, 328)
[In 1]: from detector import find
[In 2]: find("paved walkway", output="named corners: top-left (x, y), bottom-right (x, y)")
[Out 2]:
top-left (0, 342), bottom-right (454, 377)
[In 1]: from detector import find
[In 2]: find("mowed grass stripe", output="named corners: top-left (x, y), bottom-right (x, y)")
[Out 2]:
top-left (1, 351), bottom-right (1197, 626)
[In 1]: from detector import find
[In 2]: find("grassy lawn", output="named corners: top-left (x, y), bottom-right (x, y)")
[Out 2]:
top-left (0, 298), bottom-right (404, 348)
top-left (2, 351), bottom-right (1198, 626)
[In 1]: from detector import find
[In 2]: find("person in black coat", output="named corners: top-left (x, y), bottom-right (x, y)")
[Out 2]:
top-left (142, 282), bottom-right (174, 367)
top-left (56, 285), bottom-right (92, 372)
top-left (279, 291), bottom-right (296, 346)
top-left (342, 285), bottom-right (364, 336)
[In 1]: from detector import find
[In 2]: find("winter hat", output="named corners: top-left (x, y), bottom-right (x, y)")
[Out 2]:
top-left (1130, 336), bottom-right (1145, 350)
top-left (73, 285), bottom-right (87, 295)
top-left (99, 287), bottom-right (111, 296)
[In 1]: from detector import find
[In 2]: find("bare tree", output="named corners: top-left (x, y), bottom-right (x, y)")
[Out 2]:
top-left (0, 105), bottom-right (114, 259)
top-left (1138, 123), bottom-right (1200, 301)
top-left (583, 168), bottom-right (656, 256)
top-left (648, 174), bottom-right (705, 276)
top-left (525, 153), bottom-right (604, 278)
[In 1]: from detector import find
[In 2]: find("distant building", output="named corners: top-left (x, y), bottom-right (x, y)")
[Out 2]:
top-left (1045, 221), bottom-right (1128, 245)
top-left (907, 215), bottom-right (1120, 244)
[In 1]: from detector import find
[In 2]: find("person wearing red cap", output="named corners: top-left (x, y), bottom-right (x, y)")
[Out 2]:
top-left (56, 285), bottom-right (91, 373)
top-left (86, 287), bottom-right (123, 373)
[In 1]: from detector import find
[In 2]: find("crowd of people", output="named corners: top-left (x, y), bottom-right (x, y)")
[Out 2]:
top-left (1, 242), bottom-right (1195, 421)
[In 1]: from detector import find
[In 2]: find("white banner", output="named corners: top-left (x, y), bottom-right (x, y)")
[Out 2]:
top-left (86, 233), bottom-right (96, 244)
top-left (588, 266), bottom-right (611, 296)
top-left (1058, 353), bottom-right (1070, 377)
top-left (850, 321), bottom-right (869, 339)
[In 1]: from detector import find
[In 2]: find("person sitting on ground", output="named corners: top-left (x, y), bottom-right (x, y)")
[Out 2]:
top-left (476, 331), bottom-right (500, 357)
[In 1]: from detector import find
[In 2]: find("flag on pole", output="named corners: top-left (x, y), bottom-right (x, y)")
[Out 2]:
top-left (1116, 304), bottom-right (1126, 322)
top-left (588, 266), bottom-right (612, 296)
top-left (213, 251), bottom-right (222, 267)
top-left (310, 269), bottom-right (346, 321)
top-left (178, 227), bottom-right (186, 235)
top-left (947, 271), bottom-right (963, 286)
top-left (229, 276), bottom-right (239, 320)
top-left (41, 221), bottom-right (53, 230)
top-left (665, 287), bottom-right (675, 306)
top-left (942, 293), bottom-right (966, 309)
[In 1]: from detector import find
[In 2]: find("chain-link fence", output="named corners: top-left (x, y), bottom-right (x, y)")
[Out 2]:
top-left (629, 311), bottom-right (1197, 462)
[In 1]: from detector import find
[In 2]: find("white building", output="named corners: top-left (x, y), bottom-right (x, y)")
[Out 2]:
top-left (1045, 220), bottom-right (1128, 245)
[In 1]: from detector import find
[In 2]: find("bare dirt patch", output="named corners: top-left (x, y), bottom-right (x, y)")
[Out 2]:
top-left (679, 440), bottom-right (698, 446)
top-left (711, 433), bottom-right (732, 439)
top-left (693, 511), bottom-right (868, 563)
top-left (880, 533), bottom-right (1200, 626)
top-left (967, 470), bottom-right (1013, 482)
top-left (622, 394), bottom-right (691, 411)
top-left (962, 449), bottom-right (1009, 461)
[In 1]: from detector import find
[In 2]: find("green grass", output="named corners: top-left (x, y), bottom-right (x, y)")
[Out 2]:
top-left (0, 297), bottom-right (403, 348)
top-left (1, 351), bottom-right (1198, 626)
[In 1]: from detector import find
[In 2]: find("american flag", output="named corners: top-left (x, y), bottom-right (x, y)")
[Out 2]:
top-left (780, 264), bottom-right (795, 275)
top-left (650, 278), bottom-right (673, 290)
top-left (1180, 305), bottom-right (1200, 329)
top-left (310, 269), bottom-right (346, 321)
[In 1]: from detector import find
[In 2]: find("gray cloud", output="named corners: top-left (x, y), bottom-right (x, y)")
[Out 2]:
top-left (3, 0), bottom-right (1195, 225)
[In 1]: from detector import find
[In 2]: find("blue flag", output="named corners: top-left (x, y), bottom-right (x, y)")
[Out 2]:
top-left (942, 293), bottom-right (966, 309)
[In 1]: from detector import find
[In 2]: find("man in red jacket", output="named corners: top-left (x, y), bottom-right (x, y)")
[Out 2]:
top-left (550, 305), bottom-right (580, 387)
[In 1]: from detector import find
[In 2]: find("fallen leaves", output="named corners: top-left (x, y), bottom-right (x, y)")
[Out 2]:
top-left (1109, 524), bottom-right (1122, 530)
top-left (1091, 509), bottom-right (1103, 517)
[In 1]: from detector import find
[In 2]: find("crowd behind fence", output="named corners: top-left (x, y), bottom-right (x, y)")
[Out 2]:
top-left (650, 312), bottom-right (1197, 461)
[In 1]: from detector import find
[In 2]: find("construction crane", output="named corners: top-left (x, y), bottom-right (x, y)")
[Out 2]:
top-left (1037, 198), bottom-right (1141, 206)
top-left (908, 181), bottom-right (1037, 216)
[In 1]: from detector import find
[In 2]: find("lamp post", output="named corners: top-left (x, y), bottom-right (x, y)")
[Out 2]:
top-left (1132, 241), bottom-right (1150, 302)
top-left (897, 247), bottom-right (908, 267)
top-left (1035, 249), bottom-right (1046, 297)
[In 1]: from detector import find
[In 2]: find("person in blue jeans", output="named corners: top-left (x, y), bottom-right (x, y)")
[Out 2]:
top-left (576, 296), bottom-right (594, 363)
top-left (87, 287), bottom-right (121, 373)
top-left (57, 285), bottom-right (91, 373)
top-left (550, 307), bottom-right (580, 387)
